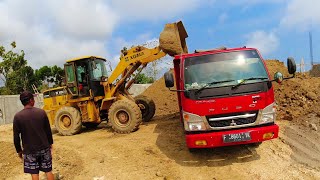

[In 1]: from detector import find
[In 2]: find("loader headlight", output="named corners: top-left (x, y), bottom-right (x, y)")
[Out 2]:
top-left (183, 111), bottom-right (207, 131)
top-left (259, 102), bottom-right (276, 124)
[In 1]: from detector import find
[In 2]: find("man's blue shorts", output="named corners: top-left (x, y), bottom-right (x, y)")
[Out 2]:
top-left (23, 147), bottom-right (52, 174)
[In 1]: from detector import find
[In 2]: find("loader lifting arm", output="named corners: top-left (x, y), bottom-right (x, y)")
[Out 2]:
top-left (101, 21), bottom-right (189, 99)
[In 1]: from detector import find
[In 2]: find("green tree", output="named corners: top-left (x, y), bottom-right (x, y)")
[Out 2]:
top-left (51, 65), bottom-right (64, 86)
top-left (35, 65), bottom-right (64, 91)
top-left (0, 42), bottom-right (37, 94)
top-left (134, 73), bottom-right (154, 84)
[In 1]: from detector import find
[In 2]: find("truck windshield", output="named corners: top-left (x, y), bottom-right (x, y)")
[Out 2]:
top-left (184, 50), bottom-right (269, 90)
top-left (91, 59), bottom-right (108, 80)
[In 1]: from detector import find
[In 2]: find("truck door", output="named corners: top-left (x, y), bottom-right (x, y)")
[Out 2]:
top-left (64, 63), bottom-right (79, 96)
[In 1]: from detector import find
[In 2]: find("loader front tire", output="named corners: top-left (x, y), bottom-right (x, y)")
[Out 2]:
top-left (134, 95), bottom-right (156, 122)
top-left (108, 99), bottom-right (142, 133)
top-left (54, 106), bottom-right (82, 136)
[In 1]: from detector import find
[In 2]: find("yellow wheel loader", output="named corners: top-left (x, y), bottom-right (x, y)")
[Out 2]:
top-left (42, 21), bottom-right (188, 135)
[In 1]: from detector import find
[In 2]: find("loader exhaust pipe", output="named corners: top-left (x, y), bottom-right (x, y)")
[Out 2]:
top-left (159, 21), bottom-right (188, 56)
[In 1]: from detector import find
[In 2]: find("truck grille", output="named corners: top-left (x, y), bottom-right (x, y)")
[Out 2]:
top-left (206, 111), bottom-right (258, 128)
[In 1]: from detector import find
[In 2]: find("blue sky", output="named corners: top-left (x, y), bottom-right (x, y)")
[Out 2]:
top-left (0, 0), bottom-right (319, 73)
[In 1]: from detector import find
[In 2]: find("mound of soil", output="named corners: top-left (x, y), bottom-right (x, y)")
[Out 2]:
top-left (142, 77), bottom-right (179, 117)
top-left (264, 59), bottom-right (290, 77)
top-left (310, 64), bottom-right (320, 77)
top-left (266, 60), bottom-right (320, 122)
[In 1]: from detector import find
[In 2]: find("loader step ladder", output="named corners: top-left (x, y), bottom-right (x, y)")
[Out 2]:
top-left (32, 84), bottom-right (44, 108)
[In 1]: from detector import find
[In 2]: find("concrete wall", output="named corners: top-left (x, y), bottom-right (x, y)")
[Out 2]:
top-left (128, 84), bottom-right (151, 97)
top-left (0, 84), bottom-right (151, 125)
top-left (0, 95), bottom-right (43, 125)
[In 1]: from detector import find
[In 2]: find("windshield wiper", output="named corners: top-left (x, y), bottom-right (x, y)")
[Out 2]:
top-left (231, 77), bottom-right (268, 89)
top-left (195, 79), bottom-right (235, 94)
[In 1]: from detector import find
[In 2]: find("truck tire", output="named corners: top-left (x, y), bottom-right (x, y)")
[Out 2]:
top-left (134, 95), bottom-right (156, 122)
top-left (54, 106), bottom-right (82, 136)
top-left (108, 99), bottom-right (142, 133)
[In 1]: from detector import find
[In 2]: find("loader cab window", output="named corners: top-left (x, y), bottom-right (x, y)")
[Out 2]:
top-left (90, 59), bottom-right (108, 81)
top-left (76, 65), bottom-right (88, 84)
top-left (66, 65), bottom-right (76, 83)
top-left (64, 63), bottom-right (78, 96)
top-left (76, 62), bottom-right (90, 96)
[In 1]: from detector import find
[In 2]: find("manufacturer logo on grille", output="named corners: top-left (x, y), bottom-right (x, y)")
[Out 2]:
top-left (230, 120), bottom-right (237, 126)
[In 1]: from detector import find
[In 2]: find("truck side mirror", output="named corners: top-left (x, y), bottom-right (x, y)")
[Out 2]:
top-left (274, 72), bottom-right (283, 83)
top-left (164, 71), bottom-right (174, 88)
top-left (287, 57), bottom-right (296, 75)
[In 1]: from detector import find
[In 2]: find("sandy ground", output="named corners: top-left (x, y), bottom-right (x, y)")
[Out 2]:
top-left (1, 116), bottom-right (320, 180)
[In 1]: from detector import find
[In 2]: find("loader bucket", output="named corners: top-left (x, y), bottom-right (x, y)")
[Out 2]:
top-left (159, 21), bottom-right (188, 56)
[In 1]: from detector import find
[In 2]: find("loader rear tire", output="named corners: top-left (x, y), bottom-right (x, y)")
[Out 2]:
top-left (54, 106), bottom-right (82, 136)
top-left (134, 95), bottom-right (156, 122)
top-left (108, 99), bottom-right (142, 133)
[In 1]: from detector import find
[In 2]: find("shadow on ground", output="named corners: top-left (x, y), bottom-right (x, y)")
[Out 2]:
top-left (52, 121), bottom-right (113, 136)
top-left (151, 114), bottom-right (260, 167)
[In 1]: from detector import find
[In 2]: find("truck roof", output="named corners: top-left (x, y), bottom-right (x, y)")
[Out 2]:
top-left (173, 47), bottom-right (259, 60)
top-left (66, 56), bottom-right (106, 63)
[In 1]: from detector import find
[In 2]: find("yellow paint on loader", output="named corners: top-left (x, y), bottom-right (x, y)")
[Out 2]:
top-left (42, 21), bottom-right (188, 135)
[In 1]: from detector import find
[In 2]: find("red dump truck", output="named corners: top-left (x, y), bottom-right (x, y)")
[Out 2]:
top-left (164, 47), bottom-right (296, 150)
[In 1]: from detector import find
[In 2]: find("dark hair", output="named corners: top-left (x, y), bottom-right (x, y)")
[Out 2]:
top-left (20, 91), bottom-right (34, 106)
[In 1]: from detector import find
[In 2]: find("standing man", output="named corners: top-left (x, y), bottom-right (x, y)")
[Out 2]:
top-left (13, 91), bottom-right (54, 180)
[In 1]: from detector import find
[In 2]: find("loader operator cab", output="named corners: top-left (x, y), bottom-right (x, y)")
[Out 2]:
top-left (64, 56), bottom-right (108, 98)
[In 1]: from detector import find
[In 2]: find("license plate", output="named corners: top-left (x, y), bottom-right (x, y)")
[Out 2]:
top-left (223, 132), bottom-right (251, 143)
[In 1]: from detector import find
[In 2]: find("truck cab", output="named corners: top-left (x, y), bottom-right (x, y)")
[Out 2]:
top-left (165, 47), bottom-right (296, 149)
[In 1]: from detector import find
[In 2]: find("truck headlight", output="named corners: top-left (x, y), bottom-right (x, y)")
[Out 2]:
top-left (182, 111), bottom-right (207, 131)
top-left (259, 102), bottom-right (276, 124)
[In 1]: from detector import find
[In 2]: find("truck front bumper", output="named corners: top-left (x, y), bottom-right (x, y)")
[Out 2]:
top-left (186, 124), bottom-right (279, 148)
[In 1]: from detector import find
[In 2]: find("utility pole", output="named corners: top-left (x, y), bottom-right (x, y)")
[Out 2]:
top-left (309, 31), bottom-right (314, 66)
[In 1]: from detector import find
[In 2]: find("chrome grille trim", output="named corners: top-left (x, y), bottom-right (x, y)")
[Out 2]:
top-left (208, 113), bottom-right (256, 121)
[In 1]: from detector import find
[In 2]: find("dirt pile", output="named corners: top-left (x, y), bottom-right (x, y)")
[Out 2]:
top-left (142, 76), bottom-right (179, 117)
top-left (272, 76), bottom-right (320, 121)
top-left (310, 64), bottom-right (320, 77)
top-left (266, 60), bottom-right (320, 122)
top-left (264, 59), bottom-right (290, 77)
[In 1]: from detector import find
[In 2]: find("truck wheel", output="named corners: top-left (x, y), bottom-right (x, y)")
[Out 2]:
top-left (54, 106), bottom-right (82, 136)
top-left (134, 95), bottom-right (156, 122)
top-left (108, 99), bottom-right (142, 133)
top-left (83, 122), bottom-right (100, 129)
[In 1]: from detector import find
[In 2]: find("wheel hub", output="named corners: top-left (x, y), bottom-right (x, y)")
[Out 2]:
top-left (62, 116), bottom-right (71, 127)
top-left (116, 111), bottom-right (129, 124)
top-left (138, 103), bottom-right (146, 110)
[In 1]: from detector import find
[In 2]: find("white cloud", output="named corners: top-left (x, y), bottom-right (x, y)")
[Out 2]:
top-left (246, 31), bottom-right (279, 55)
top-left (0, 0), bottom-right (115, 68)
top-left (110, 0), bottom-right (202, 21)
top-left (47, 0), bottom-right (119, 39)
top-left (280, 0), bottom-right (320, 30)
top-left (0, 0), bottom-right (205, 70)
